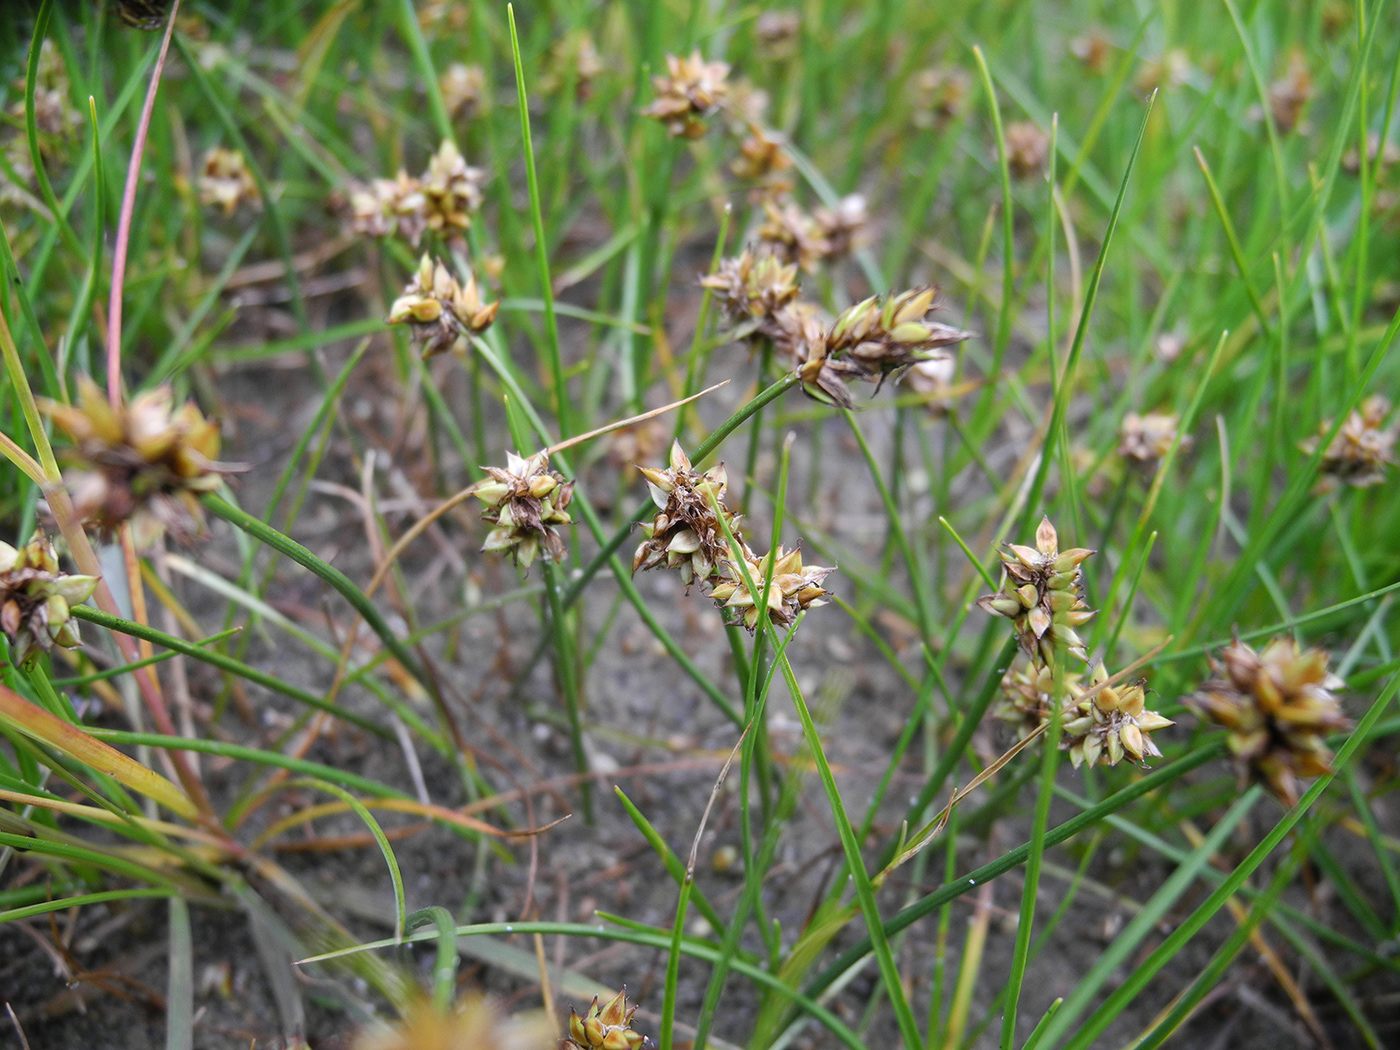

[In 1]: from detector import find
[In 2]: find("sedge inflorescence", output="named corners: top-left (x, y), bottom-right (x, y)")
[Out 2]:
top-left (632, 441), bottom-right (833, 633)
top-left (980, 517), bottom-right (1173, 769)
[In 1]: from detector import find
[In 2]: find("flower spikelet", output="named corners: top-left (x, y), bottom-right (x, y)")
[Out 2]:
top-left (0, 533), bottom-right (98, 668)
top-left (388, 254), bottom-right (499, 358)
top-left (700, 249), bottom-right (801, 333)
top-left (825, 287), bottom-right (971, 389)
top-left (771, 303), bottom-right (861, 409)
top-left (1118, 411), bottom-right (1188, 471)
top-left (757, 198), bottom-right (830, 273)
top-left (1186, 636), bottom-right (1351, 806)
top-left (1299, 395), bottom-right (1397, 492)
top-left (977, 516), bottom-right (1095, 668)
top-left (633, 441), bottom-right (741, 590)
top-left (421, 139), bottom-right (486, 236)
top-left (349, 171), bottom-right (428, 244)
top-left (564, 988), bottom-right (653, 1050)
top-left (996, 663), bottom-right (1080, 741)
top-left (731, 126), bottom-right (794, 192)
top-left (1061, 662), bottom-right (1173, 769)
top-left (472, 451), bottom-right (573, 569)
top-left (440, 63), bottom-right (486, 117)
top-left (42, 376), bottom-right (238, 547)
top-left (354, 991), bottom-right (553, 1050)
top-left (197, 146), bottom-right (260, 215)
top-left (708, 544), bottom-right (834, 633)
top-left (640, 51), bottom-right (730, 138)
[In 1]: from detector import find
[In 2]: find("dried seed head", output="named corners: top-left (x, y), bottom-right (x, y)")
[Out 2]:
top-left (541, 32), bottom-right (605, 101)
top-left (700, 249), bottom-right (801, 331)
top-left (1118, 411), bottom-right (1188, 471)
top-left (1186, 636), bottom-right (1350, 806)
top-left (41, 376), bottom-right (240, 547)
top-left (755, 12), bottom-right (802, 58)
top-left (708, 544), bottom-right (835, 633)
top-left (976, 516), bottom-right (1095, 668)
top-left (0, 532), bottom-right (98, 669)
top-left (565, 989), bottom-right (652, 1050)
top-left (472, 451), bottom-right (573, 569)
top-left (756, 198), bottom-right (831, 273)
top-left (812, 194), bottom-right (870, 261)
top-left (1299, 395), bottom-right (1397, 492)
top-left (348, 170), bottom-right (429, 244)
top-left (640, 51), bottom-right (731, 138)
top-left (769, 303), bottom-right (861, 409)
top-left (730, 126), bottom-right (794, 192)
top-left (353, 991), bottom-right (553, 1050)
top-left (634, 441), bottom-right (742, 590)
top-left (388, 254), bottom-right (500, 358)
top-left (1267, 51), bottom-right (1312, 134)
top-left (825, 287), bottom-right (971, 389)
top-left (421, 139), bottom-right (487, 236)
top-left (1070, 32), bottom-right (1112, 75)
top-left (440, 63), bottom-right (487, 117)
top-left (197, 146), bottom-right (260, 216)
top-left (1062, 662), bottom-right (1173, 770)
top-left (1004, 121), bottom-right (1049, 179)
top-left (911, 65), bottom-right (972, 128)
top-left (996, 662), bottom-right (1080, 741)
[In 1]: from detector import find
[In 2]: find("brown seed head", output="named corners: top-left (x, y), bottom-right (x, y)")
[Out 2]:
top-left (440, 63), bottom-right (487, 117)
top-left (348, 170), bottom-right (429, 244)
top-left (1299, 395), bottom-right (1397, 492)
top-left (640, 51), bottom-right (730, 138)
top-left (1004, 121), bottom-right (1049, 179)
top-left (42, 376), bottom-right (240, 547)
top-left (1186, 635), bottom-right (1350, 806)
top-left (421, 139), bottom-right (487, 235)
top-left (708, 544), bottom-right (835, 633)
top-left (1267, 51), bottom-right (1312, 134)
top-left (0, 533), bottom-right (98, 669)
top-left (976, 516), bottom-right (1095, 668)
top-left (910, 65), bottom-right (972, 127)
top-left (700, 249), bottom-right (801, 331)
top-left (564, 989), bottom-right (652, 1050)
top-left (731, 126), bottom-right (794, 192)
top-left (755, 12), bottom-right (802, 59)
top-left (472, 451), bottom-right (573, 569)
top-left (825, 287), bottom-right (971, 389)
top-left (388, 254), bottom-right (500, 358)
top-left (1061, 662), bottom-right (1173, 769)
top-left (1118, 411), bottom-right (1188, 471)
top-left (198, 146), bottom-right (260, 216)
top-left (634, 441), bottom-right (742, 590)
top-left (756, 198), bottom-right (831, 273)
top-left (812, 194), bottom-right (870, 261)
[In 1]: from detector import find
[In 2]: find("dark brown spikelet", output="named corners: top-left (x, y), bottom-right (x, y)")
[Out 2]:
top-left (113, 0), bottom-right (171, 30)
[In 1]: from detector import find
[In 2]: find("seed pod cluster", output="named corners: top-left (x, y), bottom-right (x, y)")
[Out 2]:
top-left (564, 989), bottom-right (652, 1050)
top-left (1186, 636), bottom-right (1351, 806)
top-left (0, 533), bottom-right (98, 668)
top-left (387, 254), bottom-right (499, 358)
top-left (471, 451), bottom-right (574, 569)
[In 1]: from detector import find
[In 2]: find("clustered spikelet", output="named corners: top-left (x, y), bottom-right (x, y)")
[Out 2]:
top-left (1267, 51), bottom-right (1313, 134)
top-left (757, 198), bottom-right (831, 272)
top-left (471, 451), bottom-right (574, 569)
top-left (347, 140), bottom-right (486, 245)
top-left (42, 376), bottom-right (237, 547)
top-left (977, 517), bottom-right (1095, 667)
top-left (1299, 395), bottom-right (1397, 492)
top-left (911, 65), bottom-right (972, 127)
top-left (1186, 636), bottom-right (1351, 806)
top-left (197, 146), bottom-right (259, 215)
top-left (564, 989), bottom-right (652, 1050)
top-left (439, 62), bottom-right (486, 117)
top-left (0, 533), bottom-right (98, 669)
top-left (824, 287), bottom-right (971, 390)
top-left (699, 249), bottom-right (801, 333)
top-left (1061, 662), bottom-right (1173, 769)
top-left (754, 12), bottom-right (801, 58)
top-left (1118, 410), bottom-right (1188, 471)
top-left (541, 32), bottom-right (604, 101)
top-left (633, 442), bottom-right (834, 633)
top-left (421, 139), bottom-right (487, 236)
top-left (388, 254), bottom-right (499, 358)
top-left (633, 441), bottom-right (741, 590)
top-left (349, 171), bottom-right (429, 243)
top-left (640, 51), bottom-right (730, 138)
top-left (354, 992), bottom-right (552, 1050)
top-left (1004, 121), bottom-right (1050, 179)
top-left (731, 126), bottom-right (794, 192)
top-left (812, 194), bottom-right (870, 261)
top-left (708, 544), bottom-right (834, 632)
